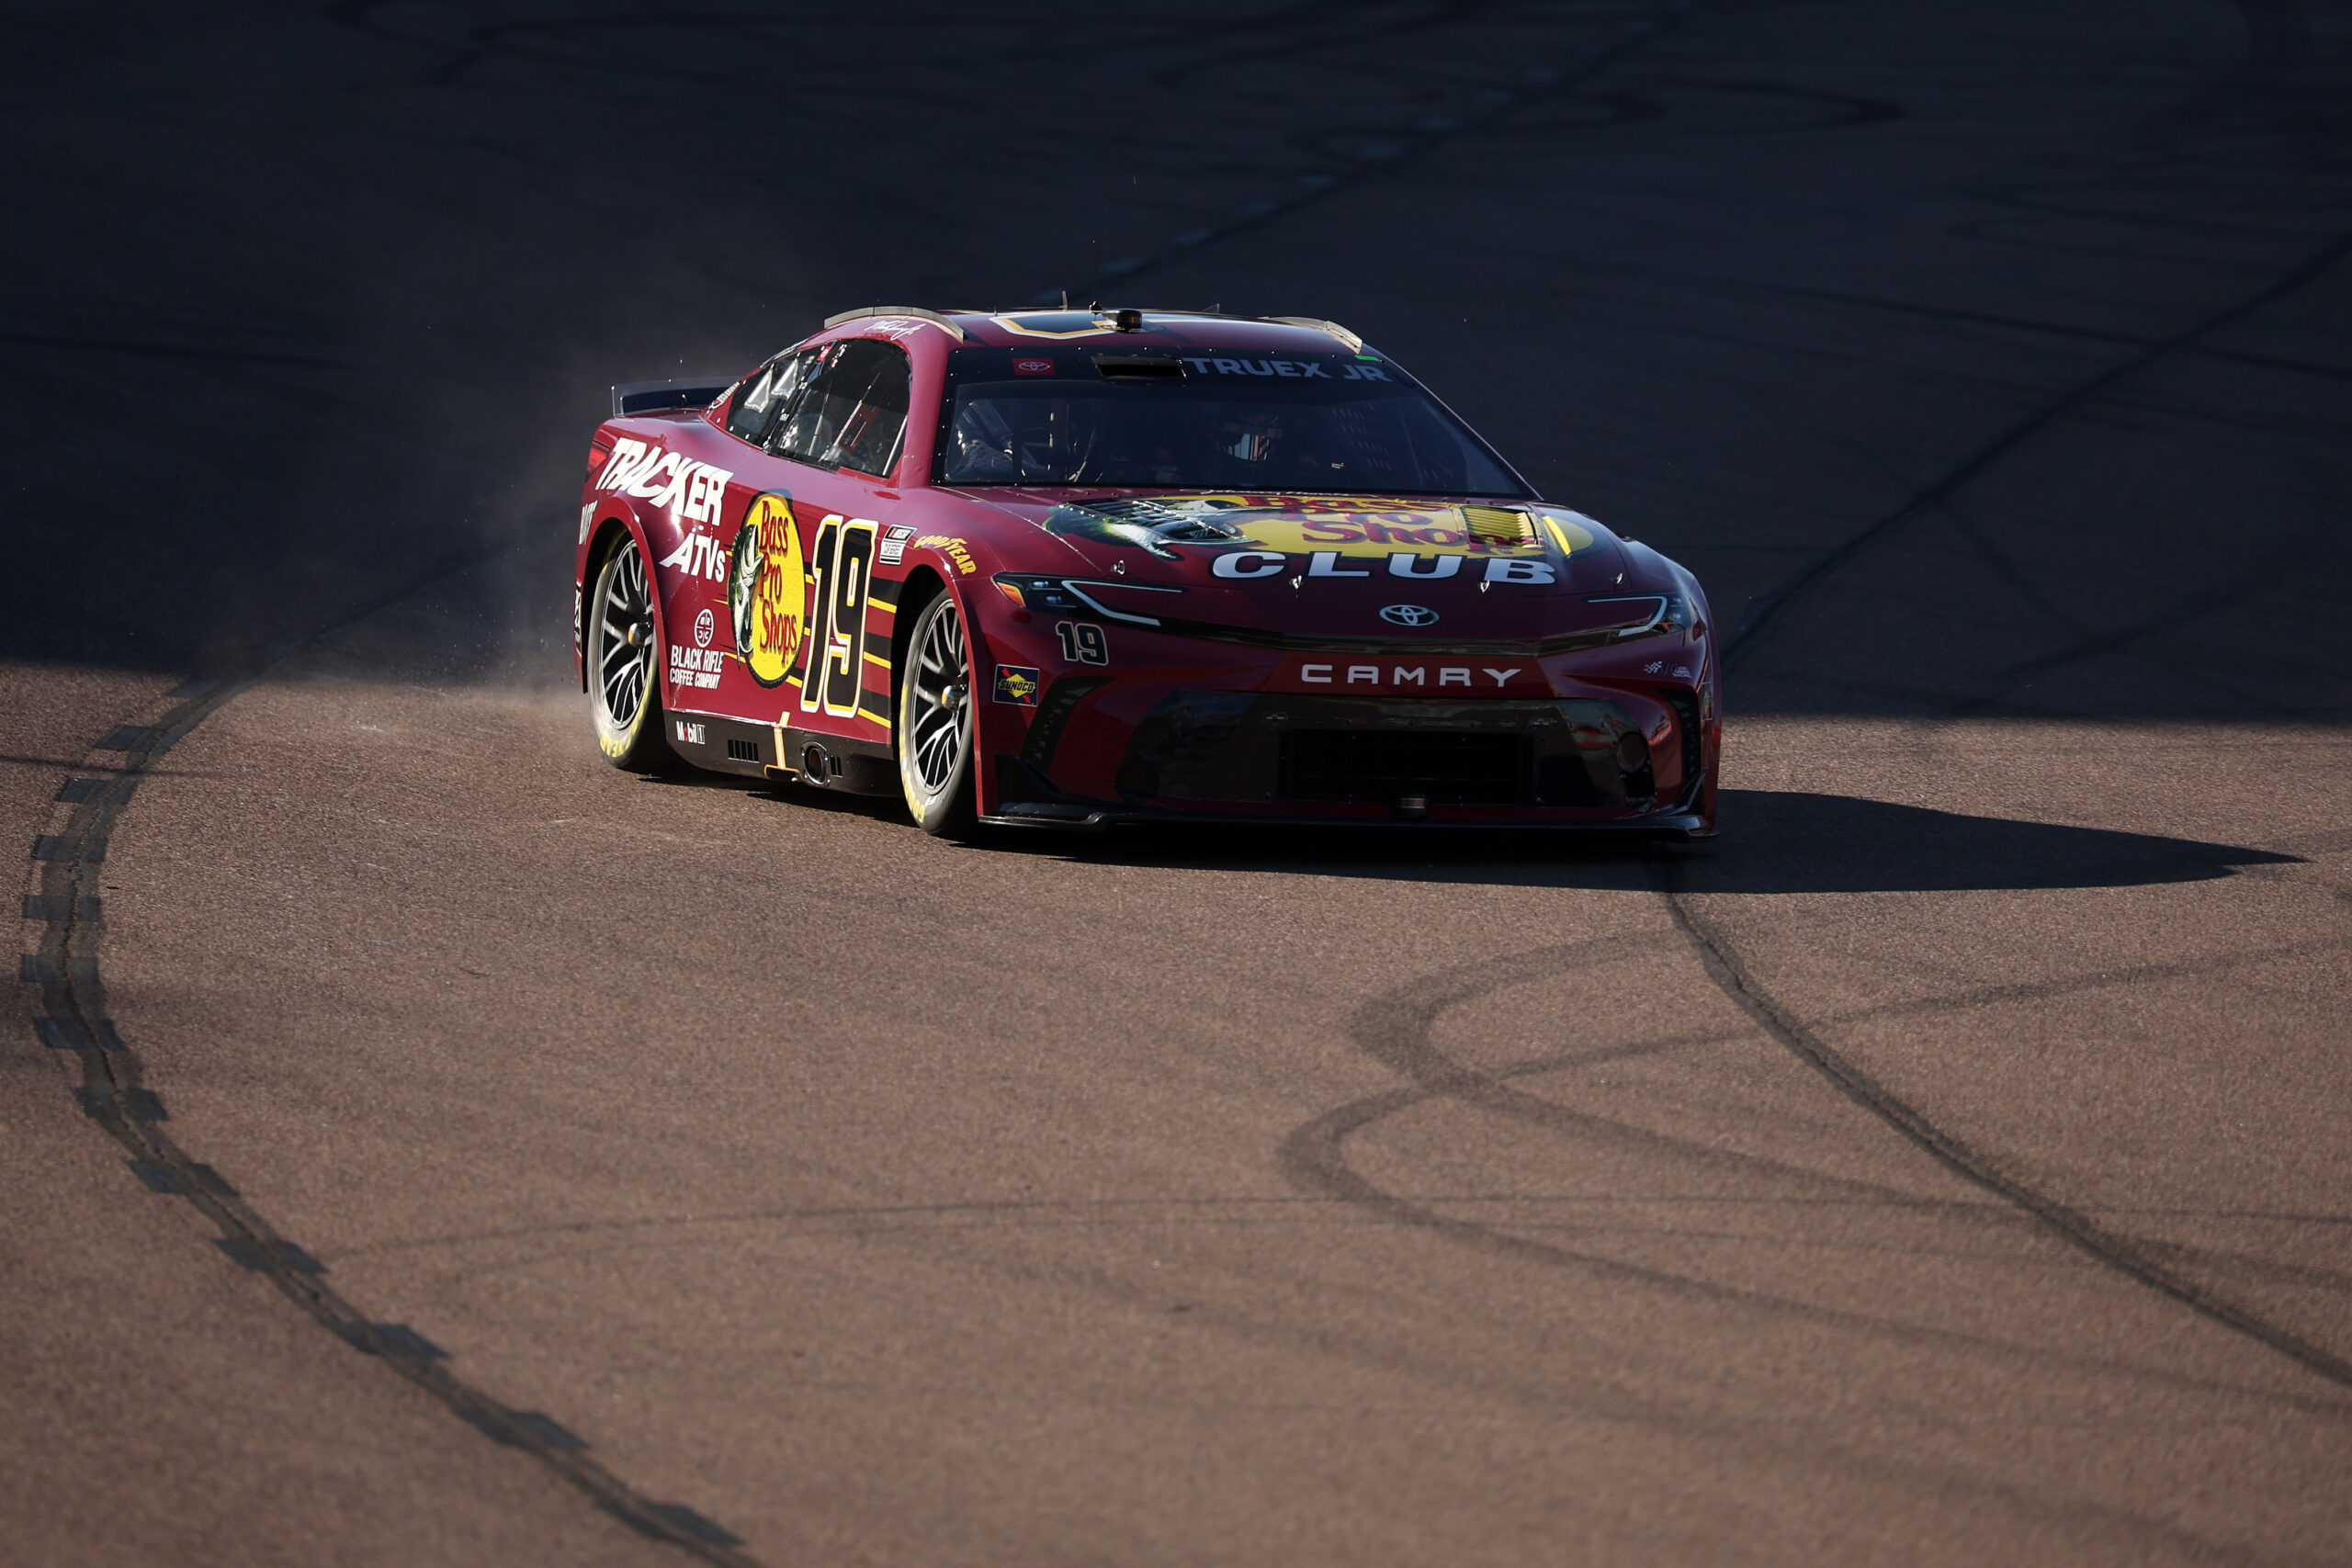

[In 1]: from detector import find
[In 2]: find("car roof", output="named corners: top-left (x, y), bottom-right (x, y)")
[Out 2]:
top-left (815, 306), bottom-right (1371, 357)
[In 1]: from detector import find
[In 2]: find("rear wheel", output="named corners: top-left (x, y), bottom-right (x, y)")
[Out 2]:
top-left (587, 532), bottom-right (671, 770)
top-left (897, 592), bottom-right (978, 837)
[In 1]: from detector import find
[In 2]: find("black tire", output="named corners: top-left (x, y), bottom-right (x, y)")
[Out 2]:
top-left (586, 532), bottom-right (673, 771)
top-left (896, 591), bottom-right (980, 837)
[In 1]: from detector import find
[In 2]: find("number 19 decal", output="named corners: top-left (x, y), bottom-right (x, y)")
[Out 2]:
top-left (799, 513), bottom-right (876, 717)
top-left (1054, 621), bottom-right (1109, 665)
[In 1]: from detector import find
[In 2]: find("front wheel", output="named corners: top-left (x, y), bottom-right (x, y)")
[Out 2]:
top-left (587, 532), bottom-right (672, 770)
top-left (897, 592), bottom-right (979, 838)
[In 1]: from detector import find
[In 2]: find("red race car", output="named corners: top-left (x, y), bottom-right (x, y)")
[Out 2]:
top-left (575, 307), bottom-right (1719, 837)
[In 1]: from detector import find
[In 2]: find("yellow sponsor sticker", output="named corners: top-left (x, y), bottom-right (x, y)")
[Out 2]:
top-left (1048, 493), bottom-right (1591, 560)
top-left (730, 491), bottom-right (807, 687)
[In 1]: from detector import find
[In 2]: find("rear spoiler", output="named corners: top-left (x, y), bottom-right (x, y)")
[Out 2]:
top-left (611, 378), bottom-right (731, 418)
top-left (822, 306), bottom-right (967, 340)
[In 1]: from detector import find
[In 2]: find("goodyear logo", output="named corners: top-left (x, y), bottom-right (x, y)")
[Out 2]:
top-left (917, 534), bottom-right (978, 575)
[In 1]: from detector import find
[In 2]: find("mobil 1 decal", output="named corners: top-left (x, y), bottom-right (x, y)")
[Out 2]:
top-left (798, 513), bottom-right (877, 720)
top-left (729, 491), bottom-right (807, 687)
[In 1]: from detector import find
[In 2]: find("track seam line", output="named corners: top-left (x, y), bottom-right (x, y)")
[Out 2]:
top-left (18, 546), bottom-right (763, 1563)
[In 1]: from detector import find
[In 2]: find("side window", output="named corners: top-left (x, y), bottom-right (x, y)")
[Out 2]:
top-left (832, 343), bottom-right (910, 478)
top-left (772, 340), bottom-right (910, 479)
top-left (724, 352), bottom-right (807, 445)
top-left (768, 344), bottom-right (842, 462)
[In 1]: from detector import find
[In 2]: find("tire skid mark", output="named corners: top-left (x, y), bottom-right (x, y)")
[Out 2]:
top-left (1937, 456), bottom-right (2335, 721)
top-left (1339, 940), bottom-right (2066, 1224)
top-left (1661, 134), bottom-right (2352, 1397)
top-left (1493, 74), bottom-right (1905, 139)
top-left (2131, 1235), bottom-right (2352, 1300)
top-left (1658, 886), bottom-right (2352, 1393)
top-left (1272, 174), bottom-right (2352, 1405)
top-left (1942, 496), bottom-right (2341, 721)
top-left (1276, 940), bottom-right (2352, 1417)
top-left (17, 560), bottom-right (763, 1565)
top-left (1726, 218), bottom-right (2352, 665)
top-left (358, 932), bottom-right (2342, 1269)
top-left (1139, 0), bottom-right (1496, 94)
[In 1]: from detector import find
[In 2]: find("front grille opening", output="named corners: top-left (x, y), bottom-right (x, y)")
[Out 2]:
top-left (1279, 730), bottom-right (1532, 806)
top-left (1660, 688), bottom-right (1702, 781)
top-left (725, 737), bottom-right (762, 762)
top-left (1023, 675), bottom-right (1113, 774)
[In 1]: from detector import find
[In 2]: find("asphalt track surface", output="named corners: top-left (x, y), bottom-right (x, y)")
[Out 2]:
top-left (6, 3), bottom-right (2352, 1564)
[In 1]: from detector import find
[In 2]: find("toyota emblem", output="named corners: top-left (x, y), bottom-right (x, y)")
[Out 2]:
top-left (1379, 604), bottom-right (1439, 627)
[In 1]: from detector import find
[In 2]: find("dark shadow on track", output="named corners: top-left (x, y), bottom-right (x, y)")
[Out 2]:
top-left (978, 788), bottom-right (2299, 893)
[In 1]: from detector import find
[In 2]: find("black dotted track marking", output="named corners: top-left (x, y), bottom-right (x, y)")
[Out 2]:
top-left (21, 558), bottom-right (766, 1564)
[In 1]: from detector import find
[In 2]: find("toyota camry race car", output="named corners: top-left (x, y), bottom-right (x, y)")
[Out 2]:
top-left (574, 306), bottom-right (1719, 837)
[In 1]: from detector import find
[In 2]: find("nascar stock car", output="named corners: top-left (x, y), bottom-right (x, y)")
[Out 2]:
top-left (575, 306), bottom-right (1719, 837)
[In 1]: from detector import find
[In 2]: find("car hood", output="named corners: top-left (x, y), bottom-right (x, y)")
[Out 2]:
top-left (944, 489), bottom-right (1652, 645)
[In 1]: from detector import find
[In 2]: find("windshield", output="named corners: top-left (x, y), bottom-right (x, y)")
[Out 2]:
top-left (934, 347), bottom-right (1529, 497)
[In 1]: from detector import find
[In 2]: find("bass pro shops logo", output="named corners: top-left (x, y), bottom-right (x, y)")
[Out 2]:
top-left (729, 492), bottom-right (806, 688)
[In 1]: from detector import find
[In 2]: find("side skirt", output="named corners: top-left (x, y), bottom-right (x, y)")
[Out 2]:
top-left (663, 712), bottom-right (900, 796)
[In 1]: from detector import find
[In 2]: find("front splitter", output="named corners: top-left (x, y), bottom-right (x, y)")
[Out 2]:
top-left (979, 800), bottom-right (1713, 839)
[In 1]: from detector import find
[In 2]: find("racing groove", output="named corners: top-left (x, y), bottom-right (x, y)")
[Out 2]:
top-left (80, 668), bottom-right (2351, 1564)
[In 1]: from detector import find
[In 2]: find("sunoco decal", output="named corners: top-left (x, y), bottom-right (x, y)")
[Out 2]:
top-left (993, 665), bottom-right (1041, 705)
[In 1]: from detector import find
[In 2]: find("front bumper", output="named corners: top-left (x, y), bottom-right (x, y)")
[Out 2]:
top-left (983, 687), bottom-right (1714, 836)
top-left (980, 793), bottom-right (1713, 837)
